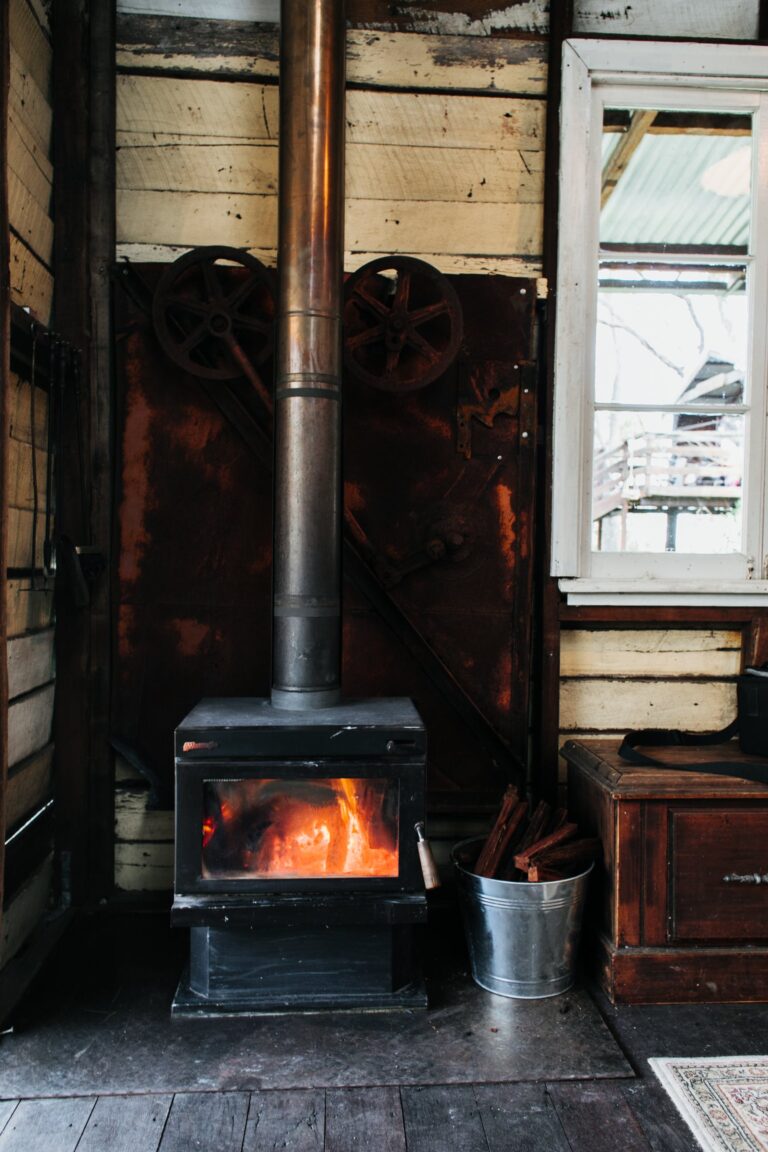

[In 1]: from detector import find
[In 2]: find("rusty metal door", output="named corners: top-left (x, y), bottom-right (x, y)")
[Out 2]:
top-left (112, 267), bottom-right (538, 806)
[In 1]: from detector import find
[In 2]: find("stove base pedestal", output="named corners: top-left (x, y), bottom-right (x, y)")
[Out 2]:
top-left (172, 922), bottom-right (427, 1017)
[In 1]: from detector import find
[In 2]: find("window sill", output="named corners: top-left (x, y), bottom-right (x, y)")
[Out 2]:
top-left (559, 579), bottom-right (768, 607)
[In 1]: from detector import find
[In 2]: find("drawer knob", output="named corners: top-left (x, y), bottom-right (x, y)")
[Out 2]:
top-left (723, 872), bottom-right (768, 885)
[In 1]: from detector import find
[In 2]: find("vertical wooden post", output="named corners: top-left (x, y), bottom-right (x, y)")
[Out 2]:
top-left (52, 0), bottom-right (117, 903)
top-left (0, 0), bottom-right (11, 920)
top-left (87, 0), bottom-right (116, 897)
top-left (534, 0), bottom-right (574, 804)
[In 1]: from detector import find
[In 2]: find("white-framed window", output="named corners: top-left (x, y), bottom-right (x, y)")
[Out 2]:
top-left (552, 40), bottom-right (768, 605)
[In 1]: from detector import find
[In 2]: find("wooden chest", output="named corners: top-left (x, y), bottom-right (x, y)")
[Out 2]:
top-left (562, 739), bottom-right (768, 1004)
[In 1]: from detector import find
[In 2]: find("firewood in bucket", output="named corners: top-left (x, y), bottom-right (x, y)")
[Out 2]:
top-left (513, 822), bottom-right (578, 873)
top-left (474, 788), bottom-right (528, 878)
top-left (527, 837), bottom-right (601, 882)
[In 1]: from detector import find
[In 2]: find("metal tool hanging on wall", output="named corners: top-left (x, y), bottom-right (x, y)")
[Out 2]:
top-left (22, 318), bottom-right (101, 607)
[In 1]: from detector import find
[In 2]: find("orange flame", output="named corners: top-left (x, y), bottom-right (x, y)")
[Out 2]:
top-left (203, 778), bottom-right (398, 880)
top-left (202, 816), bottom-right (216, 848)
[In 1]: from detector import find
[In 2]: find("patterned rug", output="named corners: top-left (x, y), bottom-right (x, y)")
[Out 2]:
top-left (650, 1057), bottom-right (768, 1151)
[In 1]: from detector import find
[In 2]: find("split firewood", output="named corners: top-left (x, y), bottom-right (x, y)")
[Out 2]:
top-left (513, 822), bottom-right (578, 873)
top-left (514, 800), bottom-right (552, 855)
top-left (527, 837), bottom-right (601, 882)
top-left (475, 788), bottom-right (528, 879)
top-left (548, 807), bottom-right (569, 832)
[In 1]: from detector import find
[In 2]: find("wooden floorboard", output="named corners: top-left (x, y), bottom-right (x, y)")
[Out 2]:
top-left (474, 1083), bottom-right (572, 1152)
top-left (325, 1087), bottom-right (406, 1152)
top-left (621, 1081), bottom-right (700, 1152)
top-left (76, 1094), bottom-right (173, 1152)
top-left (157, 1092), bottom-right (250, 1152)
top-left (244, 1089), bottom-right (324, 1152)
top-left (0, 1097), bottom-right (96, 1152)
top-left (548, 1082), bottom-right (654, 1152)
top-left (401, 1085), bottom-right (489, 1152)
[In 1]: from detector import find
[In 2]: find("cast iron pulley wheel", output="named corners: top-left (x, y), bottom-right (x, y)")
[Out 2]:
top-left (343, 256), bottom-right (463, 392)
top-left (152, 246), bottom-right (276, 380)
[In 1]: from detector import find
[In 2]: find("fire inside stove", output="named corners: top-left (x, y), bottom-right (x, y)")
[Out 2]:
top-left (201, 777), bottom-right (400, 879)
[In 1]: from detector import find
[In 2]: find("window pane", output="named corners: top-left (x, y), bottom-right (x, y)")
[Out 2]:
top-left (595, 270), bottom-right (748, 407)
top-left (601, 108), bottom-right (751, 248)
top-left (592, 410), bottom-right (743, 554)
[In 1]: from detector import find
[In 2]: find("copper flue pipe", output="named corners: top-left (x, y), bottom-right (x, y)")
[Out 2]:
top-left (271, 0), bottom-right (346, 710)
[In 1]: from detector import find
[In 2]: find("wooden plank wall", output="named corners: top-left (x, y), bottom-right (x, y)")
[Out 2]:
top-left (3, 0), bottom-right (56, 964)
top-left (8, 0), bottom-right (54, 324)
top-left (115, 16), bottom-right (547, 276)
top-left (557, 628), bottom-right (743, 782)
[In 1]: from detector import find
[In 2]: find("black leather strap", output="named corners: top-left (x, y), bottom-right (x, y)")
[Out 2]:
top-left (618, 720), bottom-right (768, 784)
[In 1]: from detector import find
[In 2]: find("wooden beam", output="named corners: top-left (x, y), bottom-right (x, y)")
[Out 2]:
top-left (87, 0), bottom-right (116, 900)
top-left (52, 0), bottom-right (91, 906)
top-left (535, 0), bottom-right (573, 805)
top-left (1, 0), bottom-right (12, 927)
top-left (601, 110), bottom-right (657, 209)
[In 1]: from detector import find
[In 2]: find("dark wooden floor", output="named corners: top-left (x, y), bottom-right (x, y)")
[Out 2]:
top-left (0, 1078), bottom-right (698, 1151)
top-left (7, 911), bottom-right (767, 1150)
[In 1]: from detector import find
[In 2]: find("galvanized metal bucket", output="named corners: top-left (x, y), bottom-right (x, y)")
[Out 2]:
top-left (452, 836), bottom-right (593, 1000)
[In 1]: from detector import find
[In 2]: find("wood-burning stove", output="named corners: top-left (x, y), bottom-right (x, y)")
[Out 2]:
top-left (171, 1), bottom-right (431, 1016)
top-left (171, 698), bottom-right (428, 1015)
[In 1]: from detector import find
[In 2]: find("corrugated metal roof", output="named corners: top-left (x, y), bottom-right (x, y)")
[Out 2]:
top-left (600, 132), bottom-right (750, 248)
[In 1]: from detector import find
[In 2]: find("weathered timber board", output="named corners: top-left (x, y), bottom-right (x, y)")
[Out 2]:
top-left (325, 1088), bottom-right (406, 1152)
top-left (10, 0), bottom-right (51, 99)
top-left (620, 1082), bottom-right (700, 1152)
top-left (117, 189), bottom-right (542, 259)
top-left (9, 234), bottom-right (53, 324)
top-left (6, 439), bottom-right (53, 513)
top-left (9, 48), bottom-right (51, 157)
top-left (8, 113), bottom-right (53, 211)
top-left (560, 629), bottom-right (742, 679)
top-left (560, 677), bottom-right (737, 733)
top-left (0, 855), bottom-right (52, 967)
top-left (157, 1093), bottom-right (249, 1152)
top-left (0, 1099), bottom-right (94, 1152)
top-left (243, 1090), bottom-right (325, 1152)
top-left (574, 0), bottom-right (758, 39)
top-left (7, 629), bottom-right (54, 698)
top-left (114, 841), bottom-right (174, 891)
top-left (116, 20), bottom-right (547, 95)
top-left (115, 0), bottom-right (549, 34)
top-left (5, 744), bottom-right (53, 832)
top-left (401, 1085), bottom-right (489, 1152)
top-left (117, 140), bottom-right (543, 205)
top-left (8, 374), bottom-right (49, 448)
top-left (8, 507), bottom-right (48, 570)
top-left (473, 1084), bottom-right (571, 1152)
top-left (8, 682), bottom-right (54, 767)
top-left (6, 579), bottom-right (54, 637)
top-left (8, 166), bottom-right (53, 266)
top-left (115, 789), bottom-right (173, 842)
top-left (547, 1083), bottom-right (652, 1152)
top-left (76, 1095), bottom-right (172, 1152)
top-left (115, 243), bottom-right (542, 276)
top-left (116, 76), bottom-right (544, 150)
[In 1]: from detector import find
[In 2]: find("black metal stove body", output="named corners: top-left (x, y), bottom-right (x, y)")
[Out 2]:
top-left (172, 697), bottom-right (427, 1015)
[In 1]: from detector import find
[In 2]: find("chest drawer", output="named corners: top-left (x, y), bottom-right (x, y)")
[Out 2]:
top-left (671, 809), bottom-right (768, 941)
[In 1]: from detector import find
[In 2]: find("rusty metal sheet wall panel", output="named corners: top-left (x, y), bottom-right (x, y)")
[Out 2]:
top-left (112, 268), bottom-right (537, 803)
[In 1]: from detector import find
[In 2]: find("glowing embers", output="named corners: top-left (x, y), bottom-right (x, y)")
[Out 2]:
top-left (201, 777), bottom-right (400, 880)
